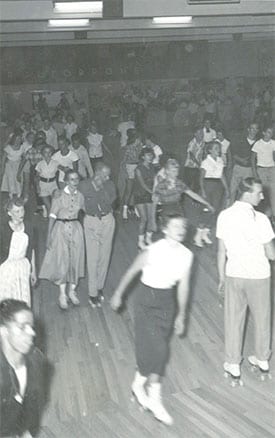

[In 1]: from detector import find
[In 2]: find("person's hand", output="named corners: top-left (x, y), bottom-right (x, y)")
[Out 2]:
top-left (206, 203), bottom-right (215, 213)
top-left (30, 272), bottom-right (37, 287)
top-left (218, 280), bottom-right (225, 308)
top-left (174, 314), bottom-right (185, 336)
top-left (46, 237), bottom-right (51, 251)
top-left (21, 430), bottom-right (33, 438)
top-left (110, 293), bottom-right (122, 311)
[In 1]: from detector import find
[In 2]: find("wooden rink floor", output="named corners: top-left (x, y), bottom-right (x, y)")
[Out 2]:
top-left (32, 201), bottom-right (275, 438)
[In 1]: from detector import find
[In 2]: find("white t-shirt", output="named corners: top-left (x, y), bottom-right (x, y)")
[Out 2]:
top-left (64, 122), bottom-right (78, 141)
top-left (53, 150), bottom-right (79, 182)
top-left (216, 201), bottom-right (274, 279)
top-left (87, 132), bottom-right (103, 158)
top-left (35, 159), bottom-right (59, 178)
top-left (201, 155), bottom-right (224, 179)
top-left (43, 127), bottom-right (58, 150)
top-left (117, 121), bottom-right (135, 147)
top-left (251, 139), bottom-right (275, 167)
top-left (141, 238), bottom-right (193, 289)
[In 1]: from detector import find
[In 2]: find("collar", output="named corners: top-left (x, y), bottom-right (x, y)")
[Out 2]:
top-left (234, 200), bottom-right (255, 213)
top-left (64, 185), bottom-right (78, 195)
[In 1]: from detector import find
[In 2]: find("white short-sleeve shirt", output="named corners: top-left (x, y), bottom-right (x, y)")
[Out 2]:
top-left (87, 133), bottom-right (103, 158)
top-left (216, 201), bottom-right (274, 279)
top-left (52, 150), bottom-right (79, 182)
top-left (201, 155), bottom-right (224, 178)
top-left (35, 159), bottom-right (59, 178)
top-left (141, 239), bottom-right (193, 289)
top-left (251, 139), bottom-right (275, 167)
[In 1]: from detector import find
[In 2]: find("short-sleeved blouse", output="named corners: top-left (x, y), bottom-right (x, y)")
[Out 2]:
top-left (201, 155), bottom-right (224, 179)
top-left (49, 187), bottom-right (85, 220)
top-left (141, 239), bottom-right (193, 289)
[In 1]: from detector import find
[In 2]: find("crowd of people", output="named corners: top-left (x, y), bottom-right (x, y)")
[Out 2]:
top-left (1, 85), bottom-right (275, 434)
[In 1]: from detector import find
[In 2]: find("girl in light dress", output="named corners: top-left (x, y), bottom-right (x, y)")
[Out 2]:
top-left (0, 198), bottom-right (36, 307)
top-left (1, 132), bottom-right (25, 198)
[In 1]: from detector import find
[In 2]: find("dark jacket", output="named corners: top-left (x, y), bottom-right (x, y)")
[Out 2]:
top-left (0, 345), bottom-right (47, 437)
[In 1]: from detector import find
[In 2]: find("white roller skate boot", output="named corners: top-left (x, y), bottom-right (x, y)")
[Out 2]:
top-left (248, 356), bottom-right (271, 381)
top-left (131, 371), bottom-right (149, 410)
top-left (147, 382), bottom-right (173, 426)
top-left (223, 362), bottom-right (243, 387)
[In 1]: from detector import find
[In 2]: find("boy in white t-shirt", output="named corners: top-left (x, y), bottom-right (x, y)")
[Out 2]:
top-left (53, 136), bottom-right (79, 189)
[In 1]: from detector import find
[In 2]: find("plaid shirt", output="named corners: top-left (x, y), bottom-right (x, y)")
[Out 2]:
top-left (154, 178), bottom-right (188, 204)
top-left (24, 148), bottom-right (43, 167)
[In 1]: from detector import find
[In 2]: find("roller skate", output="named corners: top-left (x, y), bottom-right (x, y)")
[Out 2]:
top-left (248, 356), bottom-right (272, 381)
top-left (147, 382), bottom-right (174, 426)
top-left (130, 372), bottom-right (149, 411)
top-left (223, 362), bottom-right (244, 387)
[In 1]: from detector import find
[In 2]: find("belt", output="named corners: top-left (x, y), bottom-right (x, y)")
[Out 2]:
top-left (88, 212), bottom-right (110, 219)
top-left (56, 218), bottom-right (79, 222)
top-left (40, 176), bottom-right (56, 183)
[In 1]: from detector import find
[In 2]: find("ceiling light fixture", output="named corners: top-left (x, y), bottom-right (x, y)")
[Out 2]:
top-left (48, 19), bottom-right (90, 27)
top-left (53, 1), bottom-right (102, 15)
top-left (152, 16), bottom-right (193, 24)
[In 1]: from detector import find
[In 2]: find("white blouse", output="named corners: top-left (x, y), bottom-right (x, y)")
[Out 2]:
top-left (141, 239), bottom-right (193, 289)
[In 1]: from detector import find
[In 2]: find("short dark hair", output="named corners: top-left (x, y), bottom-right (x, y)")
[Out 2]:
top-left (236, 177), bottom-right (262, 200)
top-left (161, 212), bottom-right (187, 229)
top-left (64, 169), bottom-right (79, 181)
top-left (0, 299), bottom-right (31, 326)
top-left (71, 133), bottom-right (80, 142)
top-left (5, 197), bottom-right (25, 213)
top-left (139, 147), bottom-right (154, 161)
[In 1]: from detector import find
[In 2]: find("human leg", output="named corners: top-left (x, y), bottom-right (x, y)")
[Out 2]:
top-left (246, 278), bottom-right (271, 362)
top-left (224, 277), bottom-right (248, 364)
top-left (84, 215), bottom-right (100, 299)
top-left (97, 213), bottom-right (115, 292)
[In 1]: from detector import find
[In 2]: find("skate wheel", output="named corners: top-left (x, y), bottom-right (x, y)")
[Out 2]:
top-left (239, 380), bottom-right (244, 387)
top-left (224, 372), bottom-right (229, 378)
top-left (130, 396), bottom-right (135, 403)
top-left (250, 365), bottom-right (257, 373)
top-left (268, 374), bottom-right (272, 380)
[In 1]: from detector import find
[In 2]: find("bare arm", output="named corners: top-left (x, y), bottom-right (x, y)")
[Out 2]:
top-left (174, 256), bottom-right (193, 336)
top-left (264, 239), bottom-right (275, 261)
top-left (111, 251), bottom-right (149, 310)
top-left (46, 217), bottom-right (56, 249)
top-left (199, 168), bottom-right (206, 198)
top-left (184, 187), bottom-right (214, 211)
top-left (251, 151), bottom-right (258, 178)
top-left (217, 238), bottom-right (227, 293)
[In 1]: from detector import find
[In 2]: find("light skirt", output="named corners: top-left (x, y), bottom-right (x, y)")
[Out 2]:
top-left (0, 257), bottom-right (31, 306)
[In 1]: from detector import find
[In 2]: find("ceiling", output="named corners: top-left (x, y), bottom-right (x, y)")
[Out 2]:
top-left (0, 0), bottom-right (274, 46)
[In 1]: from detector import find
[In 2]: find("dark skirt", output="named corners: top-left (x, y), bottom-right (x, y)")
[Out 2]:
top-left (134, 283), bottom-right (176, 377)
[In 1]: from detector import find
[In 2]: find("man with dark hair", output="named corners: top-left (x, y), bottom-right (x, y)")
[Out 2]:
top-left (79, 163), bottom-right (116, 308)
top-left (0, 299), bottom-right (48, 437)
top-left (229, 122), bottom-right (258, 203)
top-left (216, 177), bottom-right (275, 384)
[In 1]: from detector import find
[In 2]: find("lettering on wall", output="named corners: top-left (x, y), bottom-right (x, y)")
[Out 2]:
top-left (0, 42), bottom-right (208, 85)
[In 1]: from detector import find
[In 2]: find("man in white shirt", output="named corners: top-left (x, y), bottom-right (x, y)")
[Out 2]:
top-left (216, 177), bottom-right (275, 382)
top-left (86, 121), bottom-right (104, 167)
top-left (251, 126), bottom-right (275, 225)
top-left (117, 114), bottom-right (135, 148)
top-left (42, 118), bottom-right (58, 150)
top-left (70, 133), bottom-right (93, 179)
top-left (203, 118), bottom-right (216, 143)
